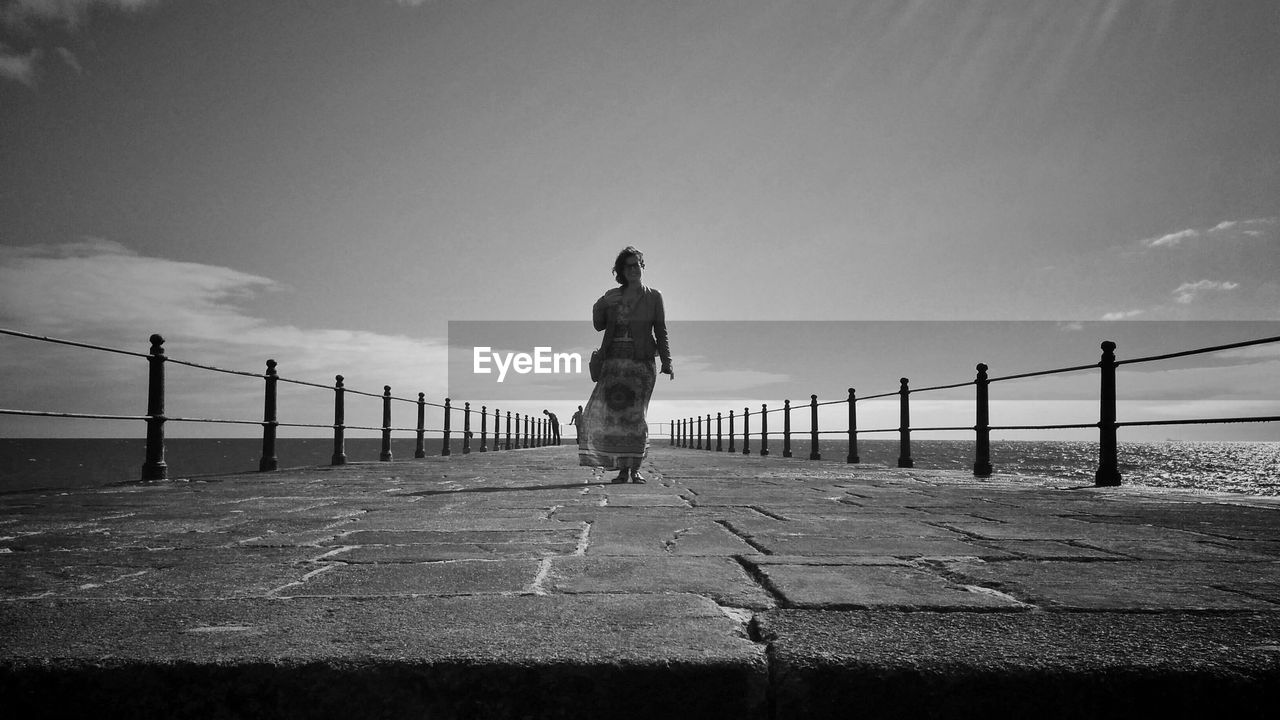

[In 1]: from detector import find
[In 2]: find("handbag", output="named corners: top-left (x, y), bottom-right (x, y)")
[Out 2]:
top-left (589, 350), bottom-right (603, 382)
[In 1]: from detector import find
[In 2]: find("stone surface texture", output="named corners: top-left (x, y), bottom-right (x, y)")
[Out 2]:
top-left (2, 445), bottom-right (1278, 718)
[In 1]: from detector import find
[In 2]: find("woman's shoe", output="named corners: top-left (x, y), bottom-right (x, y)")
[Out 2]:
top-left (631, 471), bottom-right (646, 484)
top-left (611, 470), bottom-right (629, 484)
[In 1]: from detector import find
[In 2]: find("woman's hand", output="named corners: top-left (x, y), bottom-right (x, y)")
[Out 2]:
top-left (661, 361), bottom-right (674, 380)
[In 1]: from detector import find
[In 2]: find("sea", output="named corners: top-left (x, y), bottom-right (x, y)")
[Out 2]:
top-left (2, 437), bottom-right (1278, 497)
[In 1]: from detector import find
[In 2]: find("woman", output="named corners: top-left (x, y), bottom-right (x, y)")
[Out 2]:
top-left (578, 246), bottom-right (674, 483)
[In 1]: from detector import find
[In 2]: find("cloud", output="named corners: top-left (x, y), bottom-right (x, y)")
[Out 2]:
top-left (0, 240), bottom-right (451, 434)
top-left (1144, 218), bottom-right (1278, 248)
top-left (0, 238), bottom-right (277, 339)
top-left (54, 45), bottom-right (81, 72)
top-left (669, 357), bottom-right (792, 395)
top-left (1142, 228), bottom-right (1198, 248)
top-left (1, 0), bottom-right (156, 29)
top-left (1101, 310), bottom-right (1144, 321)
top-left (1173, 279), bottom-right (1240, 304)
top-left (2, 0), bottom-right (433, 86)
top-left (1239, 217), bottom-right (1279, 238)
top-left (1213, 344), bottom-right (1280, 361)
top-left (0, 44), bottom-right (39, 86)
top-left (1, 1), bottom-right (158, 85)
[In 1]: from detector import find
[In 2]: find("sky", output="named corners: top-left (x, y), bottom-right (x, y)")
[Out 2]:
top-left (2, 0), bottom-right (1278, 441)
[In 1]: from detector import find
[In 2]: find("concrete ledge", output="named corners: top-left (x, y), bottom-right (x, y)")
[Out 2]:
top-left (761, 609), bottom-right (1280, 719)
top-left (0, 594), bottom-right (768, 719)
top-left (3, 660), bottom-right (763, 720)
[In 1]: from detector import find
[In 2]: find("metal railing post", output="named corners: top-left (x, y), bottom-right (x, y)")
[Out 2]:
top-left (696, 415), bottom-right (703, 450)
top-left (141, 334), bottom-right (168, 481)
top-left (463, 402), bottom-right (472, 454)
top-left (524, 413), bottom-right (531, 448)
top-left (331, 375), bottom-right (346, 466)
top-left (259, 359), bottom-right (279, 471)
top-left (379, 385), bottom-right (393, 461)
top-left (847, 389), bottom-right (859, 463)
top-left (1096, 341), bottom-right (1121, 486)
top-left (505, 410), bottom-right (512, 450)
top-left (742, 407), bottom-right (750, 455)
top-left (897, 378), bottom-right (913, 468)
top-left (728, 410), bottom-right (736, 453)
top-left (706, 414), bottom-right (712, 451)
top-left (415, 392), bottom-right (426, 458)
top-left (480, 405), bottom-right (488, 452)
top-left (809, 395), bottom-right (821, 461)
top-left (441, 398), bottom-right (452, 456)
top-left (783, 400), bottom-right (792, 457)
top-left (670, 420), bottom-right (675, 446)
top-left (760, 404), bottom-right (769, 456)
top-left (716, 412), bottom-right (723, 451)
top-left (974, 364), bottom-right (992, 477)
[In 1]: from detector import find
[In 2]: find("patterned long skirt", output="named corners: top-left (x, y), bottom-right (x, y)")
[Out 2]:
top-left (578, 352), bottom-right (657, 470)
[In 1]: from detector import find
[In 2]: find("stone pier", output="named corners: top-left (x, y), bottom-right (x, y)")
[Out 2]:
top-left (2, 445), bottom-right (1277, 718)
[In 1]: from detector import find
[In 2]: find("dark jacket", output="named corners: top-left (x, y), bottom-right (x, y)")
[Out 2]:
top-left (592, 286), bottom-right (671, 365)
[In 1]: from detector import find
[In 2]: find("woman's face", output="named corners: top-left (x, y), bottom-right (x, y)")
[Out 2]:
top-left (622, 256), bottom-right (643, 285)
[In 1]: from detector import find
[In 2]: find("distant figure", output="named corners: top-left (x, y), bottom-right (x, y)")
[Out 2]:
top-left (543, 409), bottom-right (561, 445)
top-left (578, 246), bottom-right (674, 484)
top-left (569, 405), bottom-right (584, 438)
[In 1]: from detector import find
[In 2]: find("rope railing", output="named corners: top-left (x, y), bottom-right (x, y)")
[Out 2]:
top-left (0, 329), bottom-right (562, 481)
top-left (671, 335), bottom-right (1280, 486)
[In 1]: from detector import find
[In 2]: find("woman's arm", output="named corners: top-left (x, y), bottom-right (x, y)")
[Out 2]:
top-left (652, 290), bottom-right (672, 375)
top-left (593, 289), bottom-right (619, 331)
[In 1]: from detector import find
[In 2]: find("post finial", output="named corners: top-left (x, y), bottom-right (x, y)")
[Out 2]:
top-left (335, 374), bottom-right (344, 386)
top-left (1101, 340), bottom-right (1116, 353)
top-left (265, 359), bottom-right (277, 374)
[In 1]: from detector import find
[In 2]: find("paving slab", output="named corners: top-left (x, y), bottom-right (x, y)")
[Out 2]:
top-left (547, 555), bottom-right (774, 609)
top-left (750, 561), bottom-right (1026, 610)
top-left (291, 558), bottom-right (543, 597)
top-left (944, 558), bottom-right (1280, 610)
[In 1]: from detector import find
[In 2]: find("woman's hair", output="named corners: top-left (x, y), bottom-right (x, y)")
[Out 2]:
top-left (612, 246), bottom-right (645, 286)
